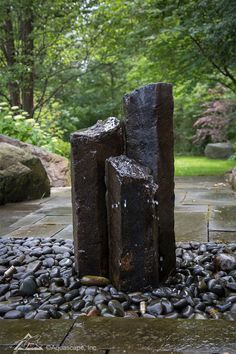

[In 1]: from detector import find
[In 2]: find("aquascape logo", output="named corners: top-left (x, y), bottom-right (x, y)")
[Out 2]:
top-left (14, 333), bottom-right (43, 351)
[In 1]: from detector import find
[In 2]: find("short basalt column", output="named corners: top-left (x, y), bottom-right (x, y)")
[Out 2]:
top-left (70, 118), bottom-right (123, 277)
top-left (105, 155), bottom-right (159, 291)
top-left (123, 83), bottom-right (175, 280)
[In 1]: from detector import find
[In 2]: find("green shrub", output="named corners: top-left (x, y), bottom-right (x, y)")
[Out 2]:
top-left (0, 103), bottom-right (70, 158)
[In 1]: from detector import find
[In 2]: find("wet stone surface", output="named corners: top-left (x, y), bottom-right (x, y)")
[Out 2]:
top-left (124, 83), bottom-right (175, 281)
top-left (0, 237), bottom-right (236, 321)
top-left (70, 117), bottom-right (123, 277)
top-left (105, 155), bottom-right (159, 292)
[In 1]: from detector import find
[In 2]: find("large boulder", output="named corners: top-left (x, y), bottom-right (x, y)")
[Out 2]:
top-left (0, 142), bottom-right (50, 204)
top-left (0, 135), bottom-right (70, 187)
top-left (204, 142), bottom-right (233, 159)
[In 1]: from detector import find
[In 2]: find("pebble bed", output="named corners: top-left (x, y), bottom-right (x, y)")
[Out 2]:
top-left (0, 237), bottom-right (236, 320)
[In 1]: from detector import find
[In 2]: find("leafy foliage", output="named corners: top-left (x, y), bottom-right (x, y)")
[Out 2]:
top-left (193, 86), bottom-right (236, 148)
top-left (0, 102), bottom-right (70, 157)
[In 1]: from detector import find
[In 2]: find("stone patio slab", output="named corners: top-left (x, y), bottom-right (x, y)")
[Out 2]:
top-left (209, 231), bottom-right (236, 242)
top-left (182, 190), bottom-right (236, 206)
top-left (64, 318), bottom-right (236, 352)
top-left (0, 319), bottom-right (74, 347)
top-left (8, 213), bottom-right (46, 230)
top-left (3, 224), bottom-right (64, 238)
top-left (36, 206), bottom-right (72, 216)
top-left (52, 224), bottom-right (73, 240)
top-left (36, 215), bottom-right (72, 225)
top-left (209, 205), bottom-right (236, 232)
top-left (175, 205), bottom-right (208, 212)
top-left (175, 212), bottom-right (208, 242)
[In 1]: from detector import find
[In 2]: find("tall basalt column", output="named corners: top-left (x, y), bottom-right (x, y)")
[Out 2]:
top-left (70, 118), bottom-right (123, 277)
top-left (123, 83), bottom-right (175, 281)
top-left (105, 155), bottom-right (159, 292)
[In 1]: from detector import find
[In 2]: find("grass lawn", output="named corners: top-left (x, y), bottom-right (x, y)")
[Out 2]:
top-left (175, 156), bottom-right (235, 176)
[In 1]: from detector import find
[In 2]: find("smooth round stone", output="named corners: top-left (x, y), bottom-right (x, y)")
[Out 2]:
top-left (226, 283), bottom-right (236, 292)
top-left (173, 298), bottom-right (188, 310)
top-left (34, 310), bottom-right (50, 319)
top-left (80, 276), bottom-right (110, 287)
top-left (20, 277), bottom-right (37, 296)
top-left (4, 310), bottom-right (23, 319)
top-left (142, 313), bottom-right (156, 318)
top-left (147, 300), bottom-right (163, 316)
top-left (52, 245), bottom-right (72, 255)
top-left (16, 304), bottom-right (34, 313)
top-left (61, 269), bottom-right (73, 278)
top-left (59, 303), bottom-right (71, 312)
top-left (152, 287), bottom-right (172, 298)
top-left (43, 258), bottom-right (55, 268)
top-left (30, 248), bottom-right (43, 257)
top-left (130, 294), bottom-right (148, 304)
top-left (161, 300), bottom-right (174, 314)
top-left (64, 289), bottom-right (80, 302)
top-left (207, 279), bottom-right (225, 297)
top-left (0, 284), bottom-right (9, 296)
top-left (37, 274), bottom-right (50, 287)
top-left (85, 286), bottom-right (98, 297)
top-left (108, 300), bottom-right (125, 317)
top-left (83, 295), bottom-right (94, 303)
top-left (10, 255), bottom-right (25, 266)
top-left (226, 295), bottom-right (236, 303)
top-left (94, 293), bottom-right (110, 304)
top-left (0, 266), bottom-right (7, 276)
top-left (59, 258), bottom-right (72, 267)
top-left (182, 305), bottom-right (193, 318)
top-left (112, 292), bottom-right (128, 302)
top-left (194, 302), bottom-right (206, 312)
top-left (230, 303), bottom-right (236, 314)
top-left (214, 254), bottom-right (236, 271)
top-left (69, 280), bottom-right (81, 291)
top-left (50, 268), bottom-right (60, 278)
top-left (102, 312), bottom-right (115, 318)
top-left (49, 284), bottom-right (66, 295)
top-left (49, 294), bottom-right (65, 306)
top-left (42, 246), bottom-right (52, 255)
top-left (121, 301), bottom-right (130, 311)
top-left (0, 304), bottom-right (15, 315)
top-left (216, 302), bottom-right (232, 312)
top-left (97, 304), bottom-right (109, 313)
top-left (194, 313), bottom-right (207, 320)
top-left (199, 244), bottom-right (207, 253)
top-left (72, 300), bottom-right (85, 311)
top-left (48, 308), bottom-right (61, 319)
top-left (24, 310), bottom-right (36, 319)
top-left (164, 311), bottom-right (179, 319)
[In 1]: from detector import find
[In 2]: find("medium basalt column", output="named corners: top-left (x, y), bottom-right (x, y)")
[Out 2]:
top-left (105, 155), bottom-right (159, 292)
top-left (123, 83), bottom-right (175, 280)
top-left (70, 118), bottom-right (123, 277)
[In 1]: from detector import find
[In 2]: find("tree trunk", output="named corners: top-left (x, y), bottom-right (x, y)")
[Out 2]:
top-left (3, 7), bottom-right (21, 107)
top-left (21, 7), bottom-right (34, 117)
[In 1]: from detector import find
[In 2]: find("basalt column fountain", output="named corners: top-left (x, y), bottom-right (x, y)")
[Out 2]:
top-left (123, 83), bottom-right (176, 281)
top-left (105, 155), bottom-right (159, 291)
top-left (70, 118), bottom-right (123, 276)
top-left (71, 83), bottom-right (176, 291)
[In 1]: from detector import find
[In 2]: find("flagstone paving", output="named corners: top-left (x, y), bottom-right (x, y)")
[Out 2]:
top-left (0, 177), bottom-right (235, 242)
top-left (0, 318), bottom-right (235, 353)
